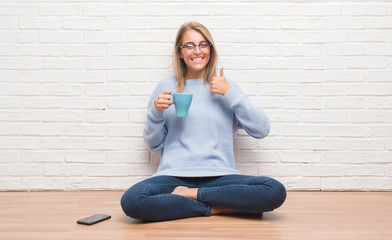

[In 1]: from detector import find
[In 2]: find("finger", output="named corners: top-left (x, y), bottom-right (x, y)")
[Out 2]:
top-left (219, 67), bottom-right (224, 78)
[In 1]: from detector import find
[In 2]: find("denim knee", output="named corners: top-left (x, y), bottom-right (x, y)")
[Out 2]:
top-left (120, 186), bottom-right (146, 220)
top-left (270, 179), bottom-right (287, 210)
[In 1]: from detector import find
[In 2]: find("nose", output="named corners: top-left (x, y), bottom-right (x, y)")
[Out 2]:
top-left (194, 46), bottom-right (201, 54)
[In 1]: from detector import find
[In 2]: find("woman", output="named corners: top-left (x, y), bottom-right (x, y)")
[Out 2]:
top-left (121, 21), bottom-right (286, 221)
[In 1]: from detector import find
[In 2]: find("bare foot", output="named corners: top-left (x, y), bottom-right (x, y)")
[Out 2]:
top-left (171, 186), bottom-right (198, 200)
top-left (210, 206), bottom-right (239, 215)
top-left (211, 207), bottom-right (264, 217)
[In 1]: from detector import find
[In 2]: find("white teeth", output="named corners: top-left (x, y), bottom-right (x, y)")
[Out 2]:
top-left (192, 58), bottom-right (203, 61)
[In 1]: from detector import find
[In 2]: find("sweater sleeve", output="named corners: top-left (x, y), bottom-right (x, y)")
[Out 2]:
top-left (221, 80), bottom-right (270, 139)
top-left (143, 82), bottom-right (168, 151)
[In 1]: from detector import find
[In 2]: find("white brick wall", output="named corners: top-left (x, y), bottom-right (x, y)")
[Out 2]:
top-left (1, 0), bottom-right (391, 191)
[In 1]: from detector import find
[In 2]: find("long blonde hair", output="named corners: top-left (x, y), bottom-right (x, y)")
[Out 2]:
top-left (173, 22), bottom-right (218, 92)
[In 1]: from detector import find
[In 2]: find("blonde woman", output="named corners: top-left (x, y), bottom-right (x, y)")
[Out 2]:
top-left (121, 22), bottom-right (286, 221)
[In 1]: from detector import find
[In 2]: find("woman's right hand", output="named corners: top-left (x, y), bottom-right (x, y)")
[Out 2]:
top-left (154, 90), bottom-right (174, 111)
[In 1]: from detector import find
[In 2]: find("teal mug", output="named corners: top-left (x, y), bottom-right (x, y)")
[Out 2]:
top-left (170, 93), bottom-right (193, 117)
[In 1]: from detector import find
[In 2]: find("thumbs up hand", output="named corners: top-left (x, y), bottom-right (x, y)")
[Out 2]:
top-left (210, 67), bottom-right (231, 95)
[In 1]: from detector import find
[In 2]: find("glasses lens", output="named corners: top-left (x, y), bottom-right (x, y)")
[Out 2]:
top-left (200, 42), bottom-right (209, 48)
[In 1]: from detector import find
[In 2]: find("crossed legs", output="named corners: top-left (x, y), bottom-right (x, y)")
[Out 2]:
top-left (121, 175), bottom-right (286, 221)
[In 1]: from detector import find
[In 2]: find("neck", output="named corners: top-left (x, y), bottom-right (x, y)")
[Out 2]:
top-left (185, 69), bottom-right (205, 80)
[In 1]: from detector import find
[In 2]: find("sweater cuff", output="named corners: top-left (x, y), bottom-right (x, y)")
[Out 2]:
top-left (150, 99), bottom-right (165, 119)
top-left (222, 87), bottom-right (241, 107)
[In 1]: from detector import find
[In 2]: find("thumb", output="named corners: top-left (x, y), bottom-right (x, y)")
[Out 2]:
top-left (219, 67), bottom-right (225, 78)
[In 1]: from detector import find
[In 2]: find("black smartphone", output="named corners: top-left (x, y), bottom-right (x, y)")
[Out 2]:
top-left (77, 214), bottom-right (111, 225)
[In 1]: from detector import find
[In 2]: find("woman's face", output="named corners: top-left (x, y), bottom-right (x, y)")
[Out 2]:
top-left (180, 30), bottom-right (211, 79)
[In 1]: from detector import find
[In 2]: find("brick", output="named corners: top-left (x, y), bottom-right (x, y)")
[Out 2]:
top-left (2, 164), bottom-right (43, 176)
top-left (20, 17), bottom-right (62, 30)
top-left (63, 17), bottom-right (104, 30)
top-left (44, 164), bottom-right (85, 177)
top-left (302, 164), bottom-right (344, 177)
top-left (301, 4), bottom-right (341, 16)
top-left (107, 151), bottom-right (149, 164)
top-left (0, 70), bottom-right (20, 82)
top-left (323, 126), bottom-right (365, 137)
top-left (344, 164), bottom-right (385, 177)
top-left (21, 44), bottom-right (62, 56)
top-left (65, 97), bottom-right (106, 110)
top-left (258, 163), bottom-right (302, 177)
top-left (65, 125), bottom-right (105, 137)
top-left (107, 70), bottom-right (150, 83)
top-left (39, 31), bottom-right (82, 43)
top-left (325, 151), bottom-right (365, 164)
top-left (42, 84), bottom-right (83, 96)
top-left (280, 17), bottom-right (323, 30)
top-left (0, 83), bottom-right (40, 96)
top-left (85, 57), bottom-right (128, 70)
top-left (300, 110), bottom-right (345, 123)
top-left (87, 164), bottom-right (129, 177)
top-left (343, 3), bottom-right (388, 16)
top-left (107, 44), bottom-right (148, 56)
top-left (85, 110), bottom-right (128, 123)
top-left (321, 177), bottom-right (363, 191)
top-left (23, 177), bottom-right (65, 190)
top-left (107, 96), bottom-right (148, 109)
top-left (0, 18), bottom-right (18, 30)
top-left (84, 138), bottom-right (128, 151)
top-left (40, 4), bottom-right (81, 16)
top-left (22, 151), bottom-right (64, 163)
top-left (42, 58), bottom-right (84, 70)
top-left (42, 110), bottom-right (84, 122)
top-left (0, 111), bottom-right (41, 122)
top-left (83, 4), bottom-right (125, 16)
top-left (66, 177), bottom-right (107, 190)
top-left (346, 56), bottom-right (387, 69)
top-left (107, 125), bottom-right (143, 137)
top-left (0, 178), bottom-right (22, 190)
top-left (63, 71), bottom-right (106, 83)
top-left (22, 124), bottom-right (64, 136)
top-left (364, 178), bottom-right (392, 191)
top-left (236, 150), bottom-right (279, 163)
top-left (107, 176), bottom-right (147, 190)
top-left (281, 124), bottom-right (322, 137)
top-left (64, 45), bottom-right (105, 57)
top-left (279, 177), bottom-right (321, 191)
top-left (0, 4), bottom-right (38, 16)
top-left (65, 151), bottom-right (106, 164)
top-left (0, 151), bottom-right (21, 163)
top-left (42, 137), bottom-right (84, 150)
top-left (22, 70), bottom-right (62, 83)
top-left (0, 44), bottom-right (20, 56)
top-left (84, 32), bottom-right (127, 43)
top-left (325, 17), bottom-right (367, 30)
top-left (2, 31), bottom-right (38, 43)
top-left (0, 57), bottom-right (40, 70)
top-left (280, 151), bottom-right (323, 164)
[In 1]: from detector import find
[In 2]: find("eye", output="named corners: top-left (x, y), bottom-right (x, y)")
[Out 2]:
top-left (185, 44), bottom-right (195, 49)
top-left (200, 42), bottom-right (210, 48)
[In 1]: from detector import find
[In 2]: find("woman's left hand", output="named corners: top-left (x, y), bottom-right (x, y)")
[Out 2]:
top-left (211, 67), bottom-right (231, 95)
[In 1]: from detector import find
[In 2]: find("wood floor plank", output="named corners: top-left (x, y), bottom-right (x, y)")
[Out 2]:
top-left (0, 191), bottom-right (391, 240)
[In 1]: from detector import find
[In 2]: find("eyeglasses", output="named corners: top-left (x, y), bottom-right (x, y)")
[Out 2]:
top-left (180, 42), bottom-right (211, 51)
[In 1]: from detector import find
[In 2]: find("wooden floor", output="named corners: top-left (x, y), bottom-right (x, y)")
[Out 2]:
top-left (0, 191), bottom-right (391, 240)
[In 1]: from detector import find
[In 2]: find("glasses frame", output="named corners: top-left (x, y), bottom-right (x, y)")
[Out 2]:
top-left (180, 42), bottom-right (212, 51)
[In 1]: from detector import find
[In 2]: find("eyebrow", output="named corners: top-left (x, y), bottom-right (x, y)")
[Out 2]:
top-left (183, 41), bottom-right (208, 45)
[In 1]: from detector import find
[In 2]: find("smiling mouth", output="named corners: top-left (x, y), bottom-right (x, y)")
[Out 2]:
top-left (191, 57), bottom-right (204, 63)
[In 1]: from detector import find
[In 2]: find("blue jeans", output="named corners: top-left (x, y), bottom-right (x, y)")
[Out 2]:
top-left (121, 174), bottom-right (286, 221)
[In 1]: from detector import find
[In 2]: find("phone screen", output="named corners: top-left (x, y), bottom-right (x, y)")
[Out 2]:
top-left (77, 214), bottom-right (111, 225)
